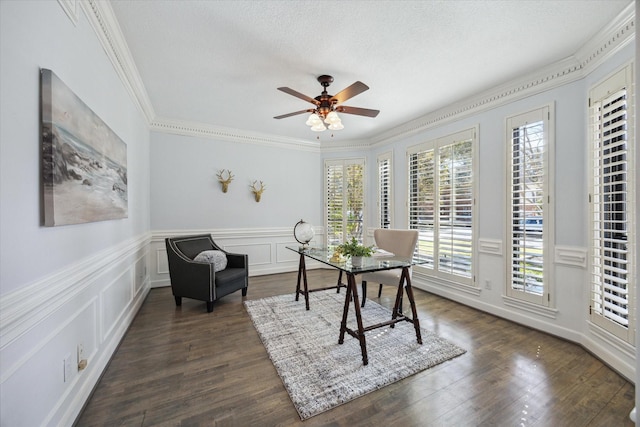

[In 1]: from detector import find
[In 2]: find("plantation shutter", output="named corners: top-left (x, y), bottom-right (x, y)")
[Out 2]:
top-left (326, 162), bottom-right (344, 247)
top-left (408, 147), bottom-right (435, 269)
top-left (438, 139), bottom-right (473, 278)
top-left (325, 159), bottom-right (365, 248)
top-left (507, 107), bottom-right (549, 305)
top-left (378, 153), bottom-right (392, 229)
top-left (345, 162), bottom-right (365, 243)
top-left (408, 128), bottom-right (475, 282)
top-left (589, 65), bottom-right (634, 343)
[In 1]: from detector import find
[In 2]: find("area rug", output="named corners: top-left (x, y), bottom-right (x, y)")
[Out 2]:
top-left (244, 289), bottom-right (466, 420)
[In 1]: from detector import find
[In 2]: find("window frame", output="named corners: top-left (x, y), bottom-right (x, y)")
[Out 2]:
top-left (407, 127), bottom-right (478, 286)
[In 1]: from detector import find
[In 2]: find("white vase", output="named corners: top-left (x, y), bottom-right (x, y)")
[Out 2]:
top-left (351, 256), bottom-right (363, 267)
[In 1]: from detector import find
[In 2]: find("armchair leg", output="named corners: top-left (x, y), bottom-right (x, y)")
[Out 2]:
top-left (174, 296), bottom-right (182, 306)
top-left (378, 284), bottom-right (383, 298)
top-left (361, 281), bottom-right (367, 307)
top-left (242, 287), bottom-right (248, 296)
top-left (206, 301), bottom-right (214, 313)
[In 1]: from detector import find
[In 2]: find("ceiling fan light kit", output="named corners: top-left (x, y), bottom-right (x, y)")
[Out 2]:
top-left (275, 75), bottom-right (380, 134)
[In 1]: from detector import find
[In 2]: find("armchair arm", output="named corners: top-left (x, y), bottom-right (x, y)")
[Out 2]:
top-left (225, 252), bottom-right (247, 269)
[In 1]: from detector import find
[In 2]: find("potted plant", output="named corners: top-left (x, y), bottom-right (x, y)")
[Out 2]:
top-left (336, 237), bottom-right (374, 266)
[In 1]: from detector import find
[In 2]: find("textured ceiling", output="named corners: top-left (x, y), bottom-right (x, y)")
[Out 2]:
top-left (109, 0), bottom-right (632, 143)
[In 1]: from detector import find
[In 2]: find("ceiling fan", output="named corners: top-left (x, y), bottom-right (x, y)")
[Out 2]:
top-left (274, 75), bottom-right (380, 132)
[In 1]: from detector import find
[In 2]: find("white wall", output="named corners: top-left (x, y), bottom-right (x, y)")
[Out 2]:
top-left (0, 2), bottom-right (150, 426)
top-left (147, 131), bottom-right (325, 283)
top-left (150, 131), bottom-right (322, 229)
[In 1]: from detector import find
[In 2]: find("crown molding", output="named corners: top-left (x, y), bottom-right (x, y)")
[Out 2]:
top-left (575, 2), bottom-right (635, 75)
top-left (80, 0), bottom-right (156, 123)
top-left (78, 0), bottom-right (634, 150)
top-left (150, 118), bottom-right (321, 152)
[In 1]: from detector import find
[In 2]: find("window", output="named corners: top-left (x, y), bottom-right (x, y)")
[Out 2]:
top-left (325, 158), bottom-right (365, 248)
top-left (408, 128), bottom-right (476, 284)
top-left (506, 106), bottom-right (553, 305)
top-left (377, 152), bottom-right (392, 229)
top-left (589, 64), bottom-right (635, 344)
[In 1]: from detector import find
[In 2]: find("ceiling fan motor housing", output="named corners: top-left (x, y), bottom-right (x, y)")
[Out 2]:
top-left (316, 75), bottom-right (335, 117)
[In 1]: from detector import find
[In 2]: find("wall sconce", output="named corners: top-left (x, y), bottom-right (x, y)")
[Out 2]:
top-left (216, 169), bottom-right (234, 193)
top-left (250, 180), bottom-right (266, 202)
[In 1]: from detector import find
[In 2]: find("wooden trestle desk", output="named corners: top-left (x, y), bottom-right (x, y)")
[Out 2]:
top-left (286, 246), bottom-right (423, 365)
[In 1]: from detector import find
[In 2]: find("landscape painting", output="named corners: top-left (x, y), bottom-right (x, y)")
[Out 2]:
top-left (41, 69), bottom-right (128, 226)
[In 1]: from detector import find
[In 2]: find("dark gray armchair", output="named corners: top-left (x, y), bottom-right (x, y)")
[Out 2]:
top-left (165, 234), bottom-right (248, 312)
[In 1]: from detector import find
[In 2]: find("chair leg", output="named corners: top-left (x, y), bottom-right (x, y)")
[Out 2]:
top-left (242, 287), bottom-right (248, 296)
top-left (174, 296), bottom-right (182, 306)
top-left (378, 284), bottom-right (383, 298)
top-left (361, 281), bottom-right (367, 307)
top-left (206, 301), bottom-right (214, 312)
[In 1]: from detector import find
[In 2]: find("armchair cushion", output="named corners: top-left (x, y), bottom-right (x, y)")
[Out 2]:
top-left (194, 250), bottom-right (228, 272)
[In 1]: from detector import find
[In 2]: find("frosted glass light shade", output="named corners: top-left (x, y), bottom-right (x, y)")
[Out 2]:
top-left (305, 113), bottom-right (322, 126)
top-left (311, 122), bottom-right (326, 131)
top-left (324, 111), bottom-right (341, 124)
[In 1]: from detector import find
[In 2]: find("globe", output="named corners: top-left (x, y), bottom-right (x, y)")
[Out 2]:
top-left (294, 219), bottom-right (315, 249)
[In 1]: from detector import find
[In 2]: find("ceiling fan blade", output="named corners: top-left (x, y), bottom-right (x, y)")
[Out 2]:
top-left (331, 81), bottom-right (369, 104)
top-left (336, 106), bottom-right (380, 118)
top-left (277, 87), bottom-right (319, 105)
top-left (273, 109), bottom-right (312, 119)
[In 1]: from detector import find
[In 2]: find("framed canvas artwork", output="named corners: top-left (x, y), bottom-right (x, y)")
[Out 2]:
top-left (41, 68), bottom-right (128, 226)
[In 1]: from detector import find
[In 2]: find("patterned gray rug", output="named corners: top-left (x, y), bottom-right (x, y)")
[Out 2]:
top-left (244, 289), bottom-right (466, 420)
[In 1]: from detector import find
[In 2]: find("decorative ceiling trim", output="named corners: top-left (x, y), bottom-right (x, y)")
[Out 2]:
top-left (575, 2), bottom-right (635, 75)
top-left (80, 0), bottom-right (155, 124)
top-left (79, 0), bottom-right (634, 150)
top-left (319, 138), bottom-right (373, 153)
top-left (150, 118), bottom-right (321, 153)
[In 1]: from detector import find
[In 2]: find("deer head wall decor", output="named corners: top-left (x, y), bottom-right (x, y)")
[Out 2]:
top-left (216, 169), bottom-right (234, 193)
top-left (250, 180), bottom-right (266, 202)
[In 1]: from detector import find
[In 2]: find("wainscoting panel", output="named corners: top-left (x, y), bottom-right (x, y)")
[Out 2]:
top-left (150, 227), bottom-right (325, 287)
top-left (0, 234), bottom-right (151, 427)
top-left (277, 242), bottom-right (302, 264)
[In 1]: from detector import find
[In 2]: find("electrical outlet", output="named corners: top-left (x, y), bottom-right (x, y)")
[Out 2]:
top-left (77, 344), bottom-right (84, 363)
top-left (77, 343), bottom-right (87, 371)
top-left (485, 279), bottom-right (492, 290)
top-left (63, 353), bottom-right (72, 382)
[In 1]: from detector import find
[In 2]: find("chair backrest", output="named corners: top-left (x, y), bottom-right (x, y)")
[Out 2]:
top-left (373, 229), bottom-right (419, 258)
top-left (167, 234), bottom-right (216, 260)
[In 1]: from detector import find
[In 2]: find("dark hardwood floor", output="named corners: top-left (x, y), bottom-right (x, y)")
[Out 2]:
top-left (76, 269), bottom-right (635, 426)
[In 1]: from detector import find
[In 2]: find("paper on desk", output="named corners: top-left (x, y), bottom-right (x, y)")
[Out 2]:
top-left (372, 249), bottom-right (394, 257)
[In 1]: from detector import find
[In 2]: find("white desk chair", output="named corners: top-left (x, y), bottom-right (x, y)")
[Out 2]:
top-left (361, 229), bottom-right (419, 308)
